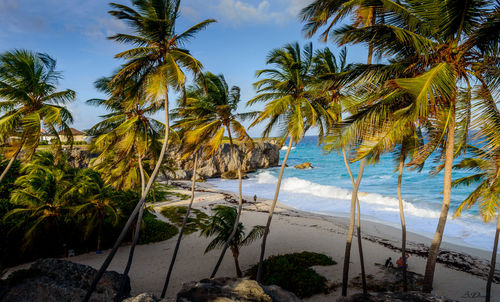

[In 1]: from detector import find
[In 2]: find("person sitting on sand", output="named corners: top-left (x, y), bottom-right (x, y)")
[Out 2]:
top-left (384, 257), bottom-right (393, 268)
top-left (396, 256), bottom-right (408, 269)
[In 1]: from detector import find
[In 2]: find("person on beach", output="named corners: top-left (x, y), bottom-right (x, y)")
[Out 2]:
top-left (396, 253), bottom-right (410, 269)
top-left (385, 257), bottom-right (393, 268)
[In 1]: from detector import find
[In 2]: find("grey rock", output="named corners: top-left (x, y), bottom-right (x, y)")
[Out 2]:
top-left (176, 277), bottom-right (300, 302)
top-left (168, 142), bottom-right (279, 180)
top-left (262, 285), bottom-right (302, 302)
top-left (0, 258), bottom-right (129, 302)
top-left (123, 293), bottom-right (162, 302)
top-left (337, 292), bottom-right (457, 302)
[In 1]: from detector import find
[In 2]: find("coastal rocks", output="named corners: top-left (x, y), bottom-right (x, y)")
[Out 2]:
top-left (350, 265), bottom-right (423, 292)
top-left (123, 293), bottom-right (163, 302)
top-left (295, 162), bottom-right (313, 169)
top-left (336, 292), bottom-right (457, 302)
top-left (221, 170), bottom-right (247, 179)
top-left (177, 277), bottom-right (301, 302)
top-left (168, 142), bottom-right (279, 180)
top-left (0, 258), bottom-right (129, 302)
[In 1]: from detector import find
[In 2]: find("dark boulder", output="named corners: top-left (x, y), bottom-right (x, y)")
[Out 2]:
top-left (0, 258), bottom-right (129, 302)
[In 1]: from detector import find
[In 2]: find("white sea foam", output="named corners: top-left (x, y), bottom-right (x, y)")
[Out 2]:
top-left (253, 171), bottom-right (442, 219)
top-left (280, 146), bottom-right (296, 151)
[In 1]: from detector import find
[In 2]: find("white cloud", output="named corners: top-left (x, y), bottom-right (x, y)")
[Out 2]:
top-left (216, 0), bottom-right (281, 25)
top-left (84, 17), bottom-right (128, 41)
top-left (181, 0), bottom-right (314, 26)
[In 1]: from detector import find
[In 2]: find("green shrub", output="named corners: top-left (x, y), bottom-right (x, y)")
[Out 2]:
top-left (246, 252), bottom-right (336, 298)
top-left (138, 212), bottom-right (178, 244)
top-left (160, 206), bottom-right (209, 235)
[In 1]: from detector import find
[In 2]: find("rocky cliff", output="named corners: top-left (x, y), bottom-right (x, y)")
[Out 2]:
top-left (167, 142), bottom-right (280, 180)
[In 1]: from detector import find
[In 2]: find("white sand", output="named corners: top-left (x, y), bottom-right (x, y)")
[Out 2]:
top-left (8, 182), bottom-right (500, 301)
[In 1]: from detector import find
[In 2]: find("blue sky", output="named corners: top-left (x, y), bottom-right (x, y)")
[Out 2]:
top-left (0, 0), bottom-right (369, 137)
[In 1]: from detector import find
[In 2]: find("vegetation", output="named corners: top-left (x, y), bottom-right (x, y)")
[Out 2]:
top-left (138, 212), bottom-right (179, 244)
top-left (161, 206), bottom-right (209, 235)
top-left (247, 251), bottom-right (336, 298)
top-left (201, 206), bottom-right (265, 277)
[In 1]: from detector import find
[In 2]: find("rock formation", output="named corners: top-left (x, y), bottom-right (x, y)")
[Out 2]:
top-left (168, 142), bottom-right (279, 180)
top-left (337, 292), bottom-right (458, 302)
top-left (294, 162), bottom-right (313, 169)
top-left (176, 277), bottom-right (301, 302)
top-left (0, 258), bottom-right (129, 302)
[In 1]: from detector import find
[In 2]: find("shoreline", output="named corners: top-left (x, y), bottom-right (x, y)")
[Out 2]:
top-left (188, 181), bottom-right (499, 278)
top-left (5, 181), bottom-right (500, 301)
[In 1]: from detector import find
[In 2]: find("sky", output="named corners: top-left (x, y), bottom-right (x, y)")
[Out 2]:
top-left (0, 0), bottom-right (369, 137)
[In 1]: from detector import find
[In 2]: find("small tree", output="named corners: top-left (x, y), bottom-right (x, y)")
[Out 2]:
top-left (201, 206), bottom-right (265, 277)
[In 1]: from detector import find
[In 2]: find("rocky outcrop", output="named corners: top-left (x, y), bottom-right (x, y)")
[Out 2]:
top-left (337, 292), bottom-right (457, 302)
top-left (0, 258), bottom-right (129, 302)
top-left (350, 266), bottom-right (423, 292)
top-left (221, 170), bottom-right (247, 179)
top-left (176, 277), bottom-right (301, 302)
top-left (168, 142), bottom-right (280, 180)
top-left (295, 162), bottom-right (313, 169)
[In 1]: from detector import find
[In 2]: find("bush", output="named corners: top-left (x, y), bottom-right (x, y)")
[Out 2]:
top-left (138, 212), bottom-right (178, 244)
top-left (160, 206), bottom-right (209, 235)
top-left (246, 252), bottom-right (336, 298)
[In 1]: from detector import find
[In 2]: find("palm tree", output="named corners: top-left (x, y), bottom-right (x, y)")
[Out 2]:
top-left (452, 145), bottom-right (499, 302)
top-left (313, 46), bottom-right (369, 293)
top-left (333, 0), bottom-right (498, 291)
top-left (83, 1), bottom-right (214, 299)
top-left (87, 77), bottom-right (164, 192)
top-left (248, 42), bottom-right (333, 282)
top-left (4, 151), bottom-right (73, 251)
top-left (201, 205), bottom-right (265, 277)
top-left (172, 72), bottom-right (254, 282)
top-left (69, 169), bottom-right (120, 252)
top-left (301, 1), bottom-right (392, 294)
top-left (0, 50), bottom-right (75, 182)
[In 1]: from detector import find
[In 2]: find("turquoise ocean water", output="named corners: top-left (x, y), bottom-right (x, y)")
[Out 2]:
top-left (208, 136), bottom-right (497, 251)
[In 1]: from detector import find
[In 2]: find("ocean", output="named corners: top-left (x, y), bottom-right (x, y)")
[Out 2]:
top-left (208, 135), bottom-right (497, 252)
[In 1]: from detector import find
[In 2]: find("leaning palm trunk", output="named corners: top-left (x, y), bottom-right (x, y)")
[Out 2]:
top-left (256, 137), bottom-right (294, 282)
top-left (83, 90), bottom-right (171, 302)
top-left (115, 156), bottom-right (147, 302)
top-left (342, 148), bottom-right (367, 294)
top-left (210, 130), bottom-right (243, 278)
top-left (342, 157), bottom-right (366, 296)
top-left (0, 142), bottom-right (24, 183)
top-left (160, 151), bottom-right (199, 298)
top-left (486, 213), bottom-right (500, 302)
top-left (422, 105), bottom-right (455, 293)
top-left (397, 155), bottom-right (408, 291)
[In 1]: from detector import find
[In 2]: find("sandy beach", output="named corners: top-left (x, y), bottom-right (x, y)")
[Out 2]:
top-left (10, 181), bottom-right (500, 301)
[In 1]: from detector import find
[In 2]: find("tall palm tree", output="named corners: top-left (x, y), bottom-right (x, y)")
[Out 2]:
top-left (87, 77), bottom-right (164, 192)
top-left (0, 50), bottom-right (75, 182)
top-left (83, 1), bottom-right (214, 299)
top-left (170, 72), bottom-right (254, 283)
top-left (333, 0), bottom-right (498, 291)
top-left (301, 1), bottom-right (392, 295)
top-left (201, 205), bottom-right (265, 277)
top-left (248, 42), bottom-right (333, 282)
top-left (69, 169), bottom-right (120, 252)
top-left (452, 145), bottom-right (499, 302)
top-left (313, 46), bottom-right (368, 293)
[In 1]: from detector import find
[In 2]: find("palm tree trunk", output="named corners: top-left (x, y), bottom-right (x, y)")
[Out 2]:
top-left (342, 148), bottom-right (367, 294)
top-left (256, 137), bottom-right (294, 282)
top-left (160, 151), bottom-right (199, 298)
top-left (210, 129), bottom-right (243, 278)
top-left (342, 157), bottom-right (366, 296)
top-left (422, 105), bottom-right (455, 293)
top-left (115, 155), bottom-right (147, 302)
top-left (84, 89), bottom-right (171, 302)
top-left (97, 222), bottom-right (103, 252)
top-left (0, 143), bottom-right (23, 183)
top-left (397, 154), bottom-right (408, 291)
top-left (486, 212), bottom-right (500, 302)
top-left (231, 247), bottom-right (242, 278)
